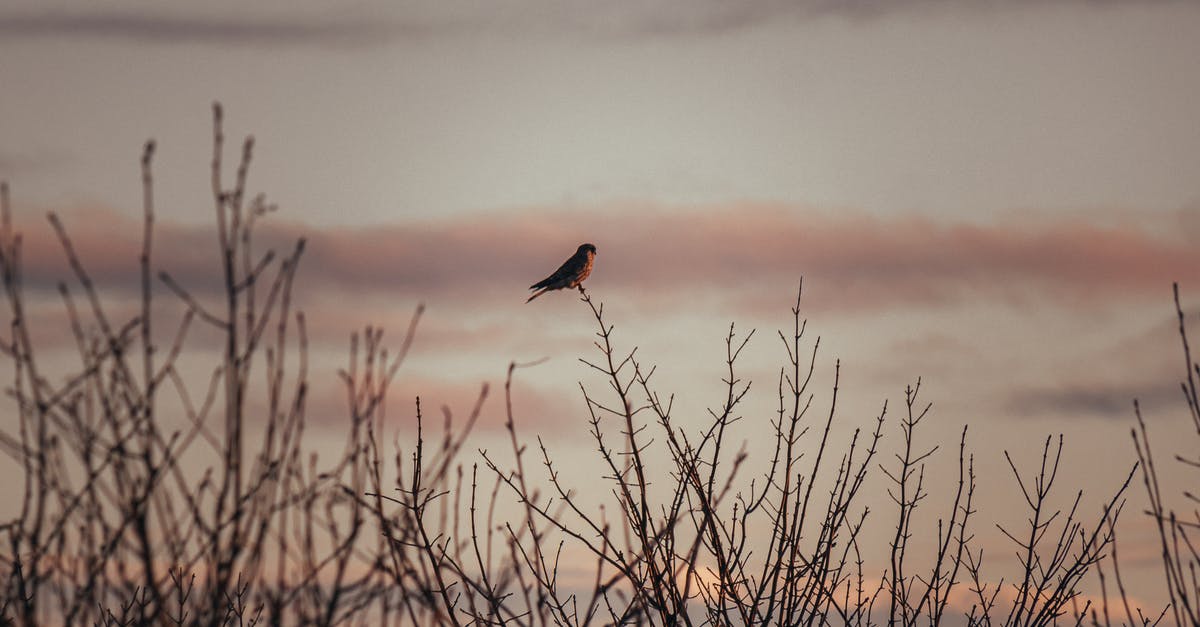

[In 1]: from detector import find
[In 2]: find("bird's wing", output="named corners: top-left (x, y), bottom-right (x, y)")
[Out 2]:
top-left (529, 251), bottom-right (584, 289)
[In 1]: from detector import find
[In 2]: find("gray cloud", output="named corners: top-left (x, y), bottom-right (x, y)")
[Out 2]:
top-left (0, 1), bottom-right (1184, 48)
top-left (0, 11), bottom-right (407, 48)
top-left (408, 0), bottom-right (1190, 40)
top-left (1008, 382), bottom-right (1182, 420)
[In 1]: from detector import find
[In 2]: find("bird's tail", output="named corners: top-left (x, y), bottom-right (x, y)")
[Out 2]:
top-left (525, 288), bottom-right (550, 303)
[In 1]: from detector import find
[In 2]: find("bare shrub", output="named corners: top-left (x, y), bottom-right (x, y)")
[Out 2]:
top-left (0, 108), bottom-right (1137, 626)
top-left (1129, 285), bottom-right (1200, 627)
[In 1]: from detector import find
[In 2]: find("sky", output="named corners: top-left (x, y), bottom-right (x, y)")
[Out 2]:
top-left (3, 0), bottom-right (1200, 611)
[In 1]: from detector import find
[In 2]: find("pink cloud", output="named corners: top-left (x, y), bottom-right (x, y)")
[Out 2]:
top-left (10, 203), bottom-right (1197, 318)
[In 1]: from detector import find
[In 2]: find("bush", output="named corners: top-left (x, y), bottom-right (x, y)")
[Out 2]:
top-left (0, 107), bottom-right (1140, 626)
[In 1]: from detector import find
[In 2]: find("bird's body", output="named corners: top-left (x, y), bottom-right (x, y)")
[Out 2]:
top-left (526, 243), bottom-right (596, 303)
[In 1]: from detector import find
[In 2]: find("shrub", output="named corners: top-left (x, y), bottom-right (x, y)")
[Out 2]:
top-left (0, 107), bottom-right (1137, 626)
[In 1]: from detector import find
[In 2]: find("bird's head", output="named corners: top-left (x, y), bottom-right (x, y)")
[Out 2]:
top-left (579, 243), bottom-right (597, 255)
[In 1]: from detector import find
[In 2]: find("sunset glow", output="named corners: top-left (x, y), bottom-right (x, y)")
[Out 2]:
top-left (2, 2), bottom-right (1200, 624)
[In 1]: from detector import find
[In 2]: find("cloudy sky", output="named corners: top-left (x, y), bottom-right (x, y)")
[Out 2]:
top-left (3, 0), bottom-right (1200, 609)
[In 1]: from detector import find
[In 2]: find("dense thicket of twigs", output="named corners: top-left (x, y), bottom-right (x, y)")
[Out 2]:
top-left (0, 107), bottom-right (1157, 626)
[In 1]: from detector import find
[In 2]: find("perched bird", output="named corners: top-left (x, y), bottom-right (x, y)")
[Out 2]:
top-left (526, 243), bottom-right (597, 303)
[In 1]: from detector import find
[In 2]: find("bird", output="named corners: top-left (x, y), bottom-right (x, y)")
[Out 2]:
top-left (526, 243), bottom-right (596, 303)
